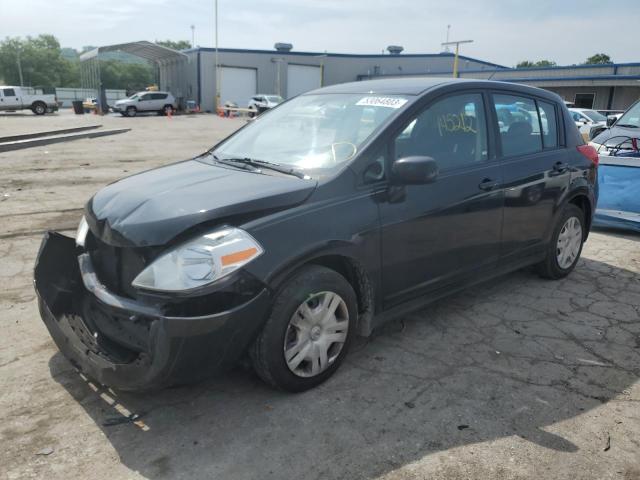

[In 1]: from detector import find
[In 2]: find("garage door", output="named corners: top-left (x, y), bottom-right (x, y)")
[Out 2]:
top-left (220, 67), bottom-right (257, 107)
top-left (287, 64), bottom-right (321, 98)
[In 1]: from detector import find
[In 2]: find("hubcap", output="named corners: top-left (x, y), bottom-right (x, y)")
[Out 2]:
top-left (556, 216), bottom-right (582, 269)
top-left (284, 291), bottom-right (349, 378)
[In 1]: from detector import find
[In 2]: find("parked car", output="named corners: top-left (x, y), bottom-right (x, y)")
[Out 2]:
top-left (589, 99), bottom-right (640, 232)
top-left (569, 108), bottom-right (608, 139)
top-left (0, 86), bottom-right (58, 115)
top-left (590, 99), bottom-right (640, 152)
top-left (248, 94), bottom-right (284, 116)
top-left (113, 91), bottom-right (177, 117)
top-left (34, 79), bottom-right (598, 393)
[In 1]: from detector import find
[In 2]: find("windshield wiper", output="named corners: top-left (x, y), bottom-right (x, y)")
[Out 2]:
top-left (616, 123), bottom-right (639, 129)
top-left (214, 156), bottom-right (308, 179)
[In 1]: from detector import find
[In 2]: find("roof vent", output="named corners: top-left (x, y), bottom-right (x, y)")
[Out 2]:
top-left (387, 45), bottom-right (404, 55)
top-left (274, 43), bottom-right (293, 52)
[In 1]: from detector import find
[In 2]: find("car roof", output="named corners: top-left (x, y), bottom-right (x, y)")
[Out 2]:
top-left (306, 78), bottom-right (564, 102)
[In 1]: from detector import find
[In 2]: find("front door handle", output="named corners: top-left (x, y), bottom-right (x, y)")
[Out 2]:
top-left (478, 178), bottom-right (500, 191)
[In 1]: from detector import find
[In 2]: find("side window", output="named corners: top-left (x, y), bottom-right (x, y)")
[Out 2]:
top-left (493, 94), bottom-right (542, 157)
top-left (140, 93), bottom-right (150, 101)
top-left (394, 93), bottom-right (488, 171)
top-left (3, 88), bottom-right (16, 97)
top-left (537, 101), bottom-right (558, 149)
top-left (151, 93), bottom-right (167, 100)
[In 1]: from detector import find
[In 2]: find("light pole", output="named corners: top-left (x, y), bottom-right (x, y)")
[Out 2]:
top-left (190, 25), bottom-right (195, 48)
top-left (16, 47), bottom-right (24, 87)
top-left (441, 39), bottom-right (473, 78)
top-left (214, 0), bottom-right (220, 111)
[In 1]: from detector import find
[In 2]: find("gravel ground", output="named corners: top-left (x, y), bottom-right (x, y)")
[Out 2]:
top-left (1, 110), bottom-right (639, 480)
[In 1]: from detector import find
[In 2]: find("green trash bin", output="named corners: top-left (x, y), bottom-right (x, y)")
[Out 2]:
top-left (72, 100), bottom-right (84, 115)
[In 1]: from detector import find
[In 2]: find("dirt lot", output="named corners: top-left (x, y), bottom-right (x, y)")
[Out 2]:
top-left (1, 110), bottom-right (639, 480)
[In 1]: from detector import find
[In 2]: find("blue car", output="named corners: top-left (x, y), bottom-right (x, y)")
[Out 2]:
top-left (591, 100), bottom-right (640, 232)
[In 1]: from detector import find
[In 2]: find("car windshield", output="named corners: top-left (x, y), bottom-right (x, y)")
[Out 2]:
top-left (582, 110), bottom-right (607, 122)
top-left (617, 102), bottom-right (640, 128)
top-left (212, 93), bottom-right (410, 177)
top-left (129, 94), bottom-right (139, 100)
top-left (265, 96), bottom-right (283, 103)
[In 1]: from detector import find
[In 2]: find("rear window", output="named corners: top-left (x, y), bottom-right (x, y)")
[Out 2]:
top-left (493, 94), bottom-right (543, 156)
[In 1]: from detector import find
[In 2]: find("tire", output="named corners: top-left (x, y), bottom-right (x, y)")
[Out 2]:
top-left (126, 106), bottom-right (137, 117)
top-left (162, 105), bottom-right (174, 116)
top-left (32, 102), bottom-right (46, 115)
top-left (250, 265), bottom-right (357, 392)
top-left (536, 204), bottom-right (585, 279)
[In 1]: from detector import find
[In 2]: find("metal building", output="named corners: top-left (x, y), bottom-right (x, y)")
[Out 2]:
top-left (158, 44), bottom-right (505, 112)
top-left (373, 62), bottom-right (640, 111)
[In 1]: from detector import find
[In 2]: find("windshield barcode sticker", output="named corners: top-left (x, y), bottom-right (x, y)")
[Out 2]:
top-left (356, 97), bottom-right (408, 109)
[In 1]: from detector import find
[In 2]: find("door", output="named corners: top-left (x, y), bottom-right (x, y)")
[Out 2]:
top-left (287, 64), bottom-right (321, 99)
top-left (491, 93), bottom-right (571, 262)
top-left (0, 88), bottom-right (21, 110)
top-left (379, 91), bottom-right (504, 308)
top-left (150, 92), bottom-right (168, 109)
top-left (220, 67), bottom-right (257, 107)
top-left (137, 92), bottom-right (154, 111)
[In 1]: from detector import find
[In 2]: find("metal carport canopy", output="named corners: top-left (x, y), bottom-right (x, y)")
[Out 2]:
top-left (79, 41), bottom-right (188, 63)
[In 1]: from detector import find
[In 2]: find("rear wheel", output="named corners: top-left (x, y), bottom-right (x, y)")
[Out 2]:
top-left (126, 106), bottom-right (137, 117)
top-left (32, 102), bottom-right (46, 115)
top-left (250, 265), bottom-right (357, 392)
top-left (536, 204), bottom-right (585, 279)
top-left (162, 105), bottom-right (174, 116)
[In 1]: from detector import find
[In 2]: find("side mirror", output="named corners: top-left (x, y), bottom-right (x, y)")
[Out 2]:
top-left (392, 156), bottom-right (438, 185)
top-left (589, 125), bottom-right (607, 140)
top-left (606, 116), bottom-right (617, 127)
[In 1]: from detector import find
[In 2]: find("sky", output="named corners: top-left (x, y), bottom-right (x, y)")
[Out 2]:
top-left (3, 0), bottom-right (639, 67)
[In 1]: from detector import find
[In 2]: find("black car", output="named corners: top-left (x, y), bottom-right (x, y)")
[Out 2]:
top-left (34, 78), bottom-right (598, 392)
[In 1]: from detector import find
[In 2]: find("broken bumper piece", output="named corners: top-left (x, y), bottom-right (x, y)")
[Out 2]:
top-left (33, 232), bottom-right (270, 391)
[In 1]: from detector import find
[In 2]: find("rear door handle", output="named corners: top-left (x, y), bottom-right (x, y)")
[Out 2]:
top-left (478, 178), bottom-right (500, 191)
top-left (553, 161), bottom-right (569, 173)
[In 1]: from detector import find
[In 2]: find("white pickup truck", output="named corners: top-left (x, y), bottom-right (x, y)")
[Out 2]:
top-left (0, 86), bottom-right (58, 115)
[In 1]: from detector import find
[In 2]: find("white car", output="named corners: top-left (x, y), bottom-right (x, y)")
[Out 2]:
top-left (0, 86), bottom-right (58, 115)
top-left (248, 94), bottom-right (284, 116)
top-left (568, 108), bottom-right (607, 138)
top-left (114, 91), bottom-right (177, 117)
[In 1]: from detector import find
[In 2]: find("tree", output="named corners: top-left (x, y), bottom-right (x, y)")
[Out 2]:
top-left (0, 35), bottom-right (155, 89)
top-left (155, 39), bottom-right (191, 51)
top-left (584, 53), bottom-right (612, 65)
top-left (99, 60), bottom-right (154, 92)
top-left (0, 35), bottom-right (78, 86)
top-left (516, 59), bottom-right (557, 68)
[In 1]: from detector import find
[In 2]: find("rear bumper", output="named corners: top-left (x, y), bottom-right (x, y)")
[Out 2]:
top-left (34, 232), bottom-right (270, 390)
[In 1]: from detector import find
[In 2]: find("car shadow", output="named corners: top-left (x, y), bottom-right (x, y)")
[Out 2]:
top-left (49, 257), bottom-right (640, 479)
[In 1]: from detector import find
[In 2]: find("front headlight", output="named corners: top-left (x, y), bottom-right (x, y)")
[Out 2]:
top-left (131, 227), bottom-right (264, 292)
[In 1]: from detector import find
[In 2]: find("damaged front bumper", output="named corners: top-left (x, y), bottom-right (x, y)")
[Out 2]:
top-left (34, 232), bottom-right (271, 390)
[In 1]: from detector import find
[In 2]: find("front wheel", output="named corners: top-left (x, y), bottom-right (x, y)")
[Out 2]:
top-left (250, 265), bottom-right (357, 392)
top-left (126, 106), bottom-right (137, 117)
top-left (536, 204), bottom-right (585, 279)
top-left (32, 102), bottom-right (46, 115)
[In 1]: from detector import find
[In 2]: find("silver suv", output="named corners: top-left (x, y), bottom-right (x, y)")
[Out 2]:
top-left (114, 91), bottom-right (177, 117)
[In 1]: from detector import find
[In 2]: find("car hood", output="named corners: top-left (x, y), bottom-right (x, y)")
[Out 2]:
top-left (592, 125), bottom-right (640, 145)
top-left (86, 159), bottom-right (317, 247)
